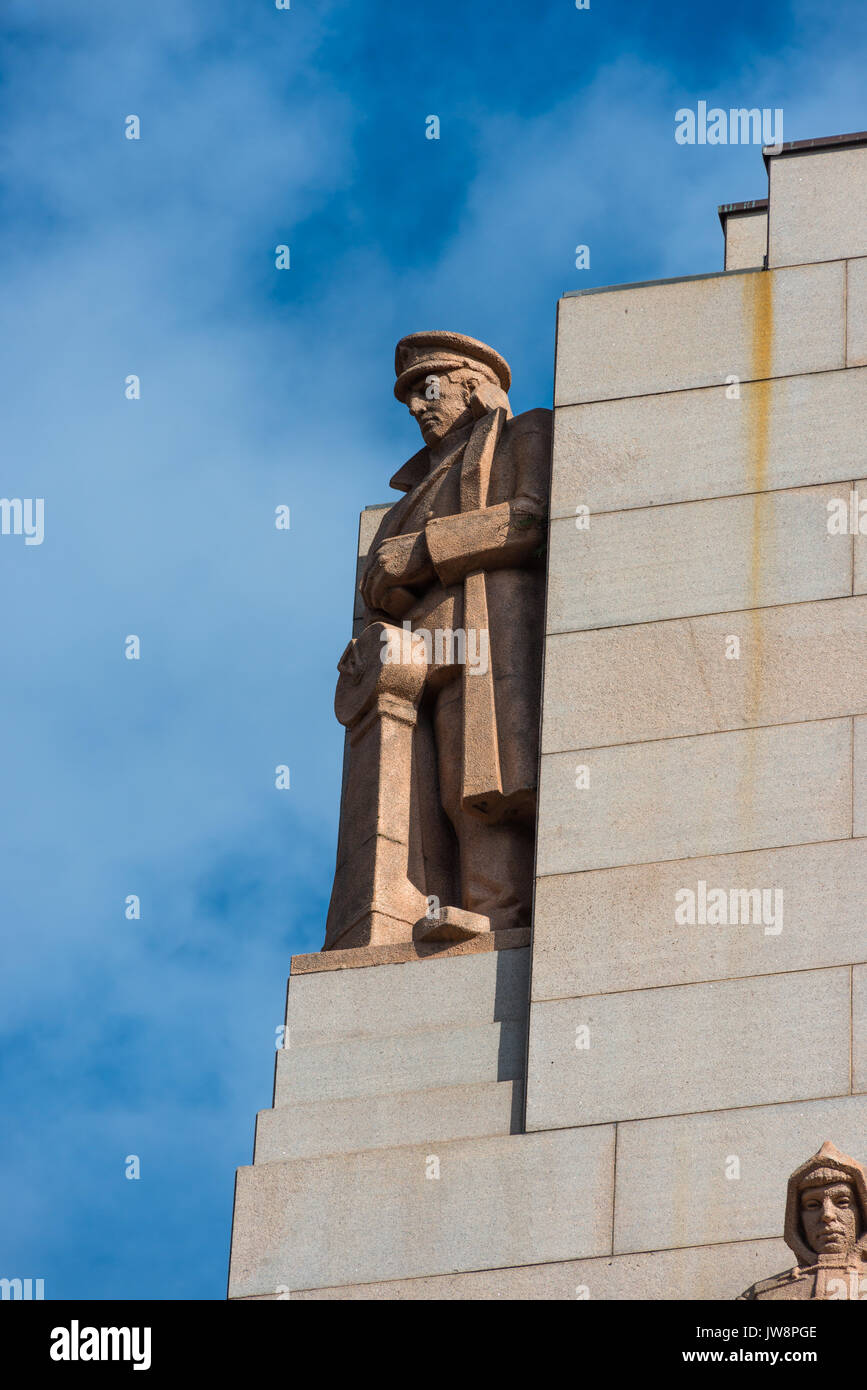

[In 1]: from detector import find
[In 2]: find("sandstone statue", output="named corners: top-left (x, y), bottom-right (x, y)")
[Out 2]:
top-left (737, 1141), bottom-right (867, 1300)
top-left (323, 332), bottom-right (551, 950)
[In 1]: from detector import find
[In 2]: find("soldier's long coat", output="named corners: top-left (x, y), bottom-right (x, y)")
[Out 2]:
top-left (359, 406), bottom-right (552, 816)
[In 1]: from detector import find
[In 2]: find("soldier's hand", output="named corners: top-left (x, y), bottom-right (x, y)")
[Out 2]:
top-left (361, 531), bottom-right (432, 612)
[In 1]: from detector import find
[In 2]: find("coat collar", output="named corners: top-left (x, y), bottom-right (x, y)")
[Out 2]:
top-left (388, 418), bottom-right (476, 493)
top-left (389, 445), bottom-right (429, 493)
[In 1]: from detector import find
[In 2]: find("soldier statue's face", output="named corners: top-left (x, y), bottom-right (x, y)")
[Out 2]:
top-left (405, 371), bottom-right (474, 446)
top-left (800, 1182), bottom-right (860, 1256)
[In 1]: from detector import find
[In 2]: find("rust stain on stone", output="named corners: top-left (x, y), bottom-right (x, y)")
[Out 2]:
top-left (747, 273), bottom-right (773, 490)
top-left (743, 272), bottom-right (774, 819)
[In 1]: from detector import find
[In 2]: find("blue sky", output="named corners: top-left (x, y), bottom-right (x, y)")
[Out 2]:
top-left (1, 0), bottom-right (864, 1300)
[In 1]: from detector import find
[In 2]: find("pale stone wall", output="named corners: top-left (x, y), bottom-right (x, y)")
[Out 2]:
top-left (257, 1239), bottom-right (790, 1300)
top-left (720, 203), bottom-right (768, 270)
top-left (767, 141), bottom-right (867, 267)
top-left (526, 132), bottom-right (867, 1298)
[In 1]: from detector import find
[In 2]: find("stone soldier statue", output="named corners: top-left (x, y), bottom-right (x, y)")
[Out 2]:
top-left (737, 1141), bottom-right (867, 1300)
top-left (323, 332), bottom-right (551, 950)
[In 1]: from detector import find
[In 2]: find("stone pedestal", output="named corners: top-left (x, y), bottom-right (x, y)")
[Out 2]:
top-left (324, 622), bottom-right (430, 949)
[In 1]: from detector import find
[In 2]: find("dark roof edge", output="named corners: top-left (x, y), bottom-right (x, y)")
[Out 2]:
top-left (717, 198), bottom-right (769, 230)
top-left (561, 266), bottom-right (761, 300)
top-left (763, 130), bottom-right (867, 168)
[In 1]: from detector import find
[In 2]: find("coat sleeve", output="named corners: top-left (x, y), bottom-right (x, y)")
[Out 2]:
top-left (424, 410), bottom-right (551, 587)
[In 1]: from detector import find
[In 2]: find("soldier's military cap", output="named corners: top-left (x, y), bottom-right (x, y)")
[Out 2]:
top-left (394, 331), bottom-right (511, 402)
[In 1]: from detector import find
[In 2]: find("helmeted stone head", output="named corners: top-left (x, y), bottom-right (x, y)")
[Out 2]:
top-left (784, 1141), bottom-right (867, 1266)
